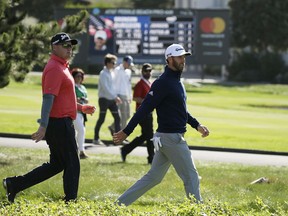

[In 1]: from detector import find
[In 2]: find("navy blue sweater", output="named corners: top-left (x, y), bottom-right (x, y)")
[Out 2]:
top-left (123, 66), bottom-right (200, 136)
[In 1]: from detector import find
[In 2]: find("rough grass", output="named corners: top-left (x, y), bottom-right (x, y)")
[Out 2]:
top-left (0, 146), bottom-right (287, 215)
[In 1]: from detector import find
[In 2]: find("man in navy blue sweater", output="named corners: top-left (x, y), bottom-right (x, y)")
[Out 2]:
top-left (113, 44), bottom-right (210, 206)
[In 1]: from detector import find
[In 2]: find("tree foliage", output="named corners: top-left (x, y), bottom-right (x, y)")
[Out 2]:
top-left (0, 0), bottom-right (88, 88)
top-left (132, 0), bottom-right (174, 8)
top-left (15, 0), bottom-right (67, 22)
top-left (229, 0), bottom-right (288, 53)
top-left (228, 0), bottom-right (288, 83)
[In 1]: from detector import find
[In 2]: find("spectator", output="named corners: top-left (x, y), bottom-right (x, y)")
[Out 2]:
top-left (108, 55), bottom-right (134, 137)
top-left (120, 63), bottom-right (154, 164)
top-left (2, 32), bottom-right (96, 203)
top-left (93, 53), bottom-right (121, 145)
top-left (71, 68), bottom-right (89, 159)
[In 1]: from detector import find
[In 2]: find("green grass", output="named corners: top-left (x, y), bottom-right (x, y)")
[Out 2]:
top-left (0, 146), bottom-right (287, 215)
top-left (1, 73), bottom-right (288, 152)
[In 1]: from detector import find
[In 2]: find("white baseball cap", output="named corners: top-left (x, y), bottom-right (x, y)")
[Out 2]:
top-left (94, 30), bottom-right (107, 40)
top-left (165, 44), bottom-right (191, 59)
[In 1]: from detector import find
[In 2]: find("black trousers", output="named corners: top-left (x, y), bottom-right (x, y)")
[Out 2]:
top-left (11, 117), bottom-right (80, 201)
top-left (122, 113), bottom-right (154, 163)
top-left (94, 98), bottom-right (121, 140)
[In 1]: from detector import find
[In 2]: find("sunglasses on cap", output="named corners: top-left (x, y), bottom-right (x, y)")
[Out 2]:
top-left (59, 43), bottom-right (73, 49)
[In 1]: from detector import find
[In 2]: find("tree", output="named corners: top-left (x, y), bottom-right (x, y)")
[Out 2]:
top-left (17, 0), bottom-right (67, 22)
top-left (229, 0), bottom-right (288, 53)
top-left (132, 0), bottom-right (174, 8)
top-left (228, 0), bottom-right (288, 83)
top-left (0, 0), bottom-right (88, 88)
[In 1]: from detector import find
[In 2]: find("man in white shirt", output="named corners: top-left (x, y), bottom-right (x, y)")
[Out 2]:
top-left (108, 56), bottom-right (134, 136)
top-left (94, 53), bottom-right (122, 145)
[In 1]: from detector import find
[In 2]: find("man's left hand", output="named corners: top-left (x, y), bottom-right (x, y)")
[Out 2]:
top-left (113, 130), bottom-right (128, 145)
top-left (82, 104), bottom-right (96, 115)
top-left (197, 125), bottom-right (210, 137)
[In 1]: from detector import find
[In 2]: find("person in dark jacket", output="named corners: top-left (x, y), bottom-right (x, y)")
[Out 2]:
top-left (113, 44), bottom-right (210, 206)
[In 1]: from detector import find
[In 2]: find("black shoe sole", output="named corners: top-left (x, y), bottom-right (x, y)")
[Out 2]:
top-left (3, 178), bottom-right (16, 203)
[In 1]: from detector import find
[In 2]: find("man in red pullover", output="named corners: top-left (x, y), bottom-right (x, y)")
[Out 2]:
top-left (3, 32), bottom-right (96, 203)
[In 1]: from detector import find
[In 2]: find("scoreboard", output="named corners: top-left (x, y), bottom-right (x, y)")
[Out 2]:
top-left (55, 8), bottom-right (229, 65)
top-left (111, 15), bottom-right (194, 56)
top-left (87, 8), bottom-right (196, 64)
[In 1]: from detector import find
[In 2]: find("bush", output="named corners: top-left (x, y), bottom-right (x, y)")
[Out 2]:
top-left (203, 65), bottom-right (222, 76)
top-left (259, 52), bottom-right (287, 82)
top-left (227, 51), bottom-right (287, 83)
top-left (227, 52), bottom-right (260, 82)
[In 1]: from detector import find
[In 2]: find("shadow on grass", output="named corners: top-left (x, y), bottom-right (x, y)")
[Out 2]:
top-left (245, 104), bottom-right (288, 110)
top-left (185, 82), bottom-right (252, 94)
top-left (92, 160), bottom-right (149, 166)
top-left (186, 89), bottom-right (212, 94)
top-left (0, 161), bottom-right (10, 166)
top-left (216, 82), bottom-right (252, 87)
top-left (94, 161), bottom-right (124, 165)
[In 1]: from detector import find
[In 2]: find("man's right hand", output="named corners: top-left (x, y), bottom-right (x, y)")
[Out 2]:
top-left (31, 126), bottom-right (46, 143)
top-left (197, 125), bottom-right (210, 138)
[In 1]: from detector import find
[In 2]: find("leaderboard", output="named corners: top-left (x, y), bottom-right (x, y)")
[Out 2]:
top-left (109, 15), bottom-right (195, 56)
top-left (88, 8), bottom-right (196, 63)
top-left (55, 8), bottom-right (229, 65)
top-left (143, 16), bottom-right (194, 56)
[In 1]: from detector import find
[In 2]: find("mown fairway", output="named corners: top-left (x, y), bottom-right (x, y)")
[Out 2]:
top-left (0, 74), bottom-right (287, 214)
top-left (1, 73), bottom-right (287, 152)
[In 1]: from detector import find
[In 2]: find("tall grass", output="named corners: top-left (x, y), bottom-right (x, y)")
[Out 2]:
top-left (0, 73), bottom-right (288, 152)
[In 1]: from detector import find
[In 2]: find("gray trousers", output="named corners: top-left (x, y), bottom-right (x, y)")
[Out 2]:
top-left (118, 94), bottom-right (130, 129)
top-left (117, 132), bottom-right (202, 206)
top-left (110, 95), bottom-right (130, 130)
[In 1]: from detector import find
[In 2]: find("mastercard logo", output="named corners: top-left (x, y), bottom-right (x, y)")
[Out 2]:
top-left (200, 17), bottom-right (226, 34)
